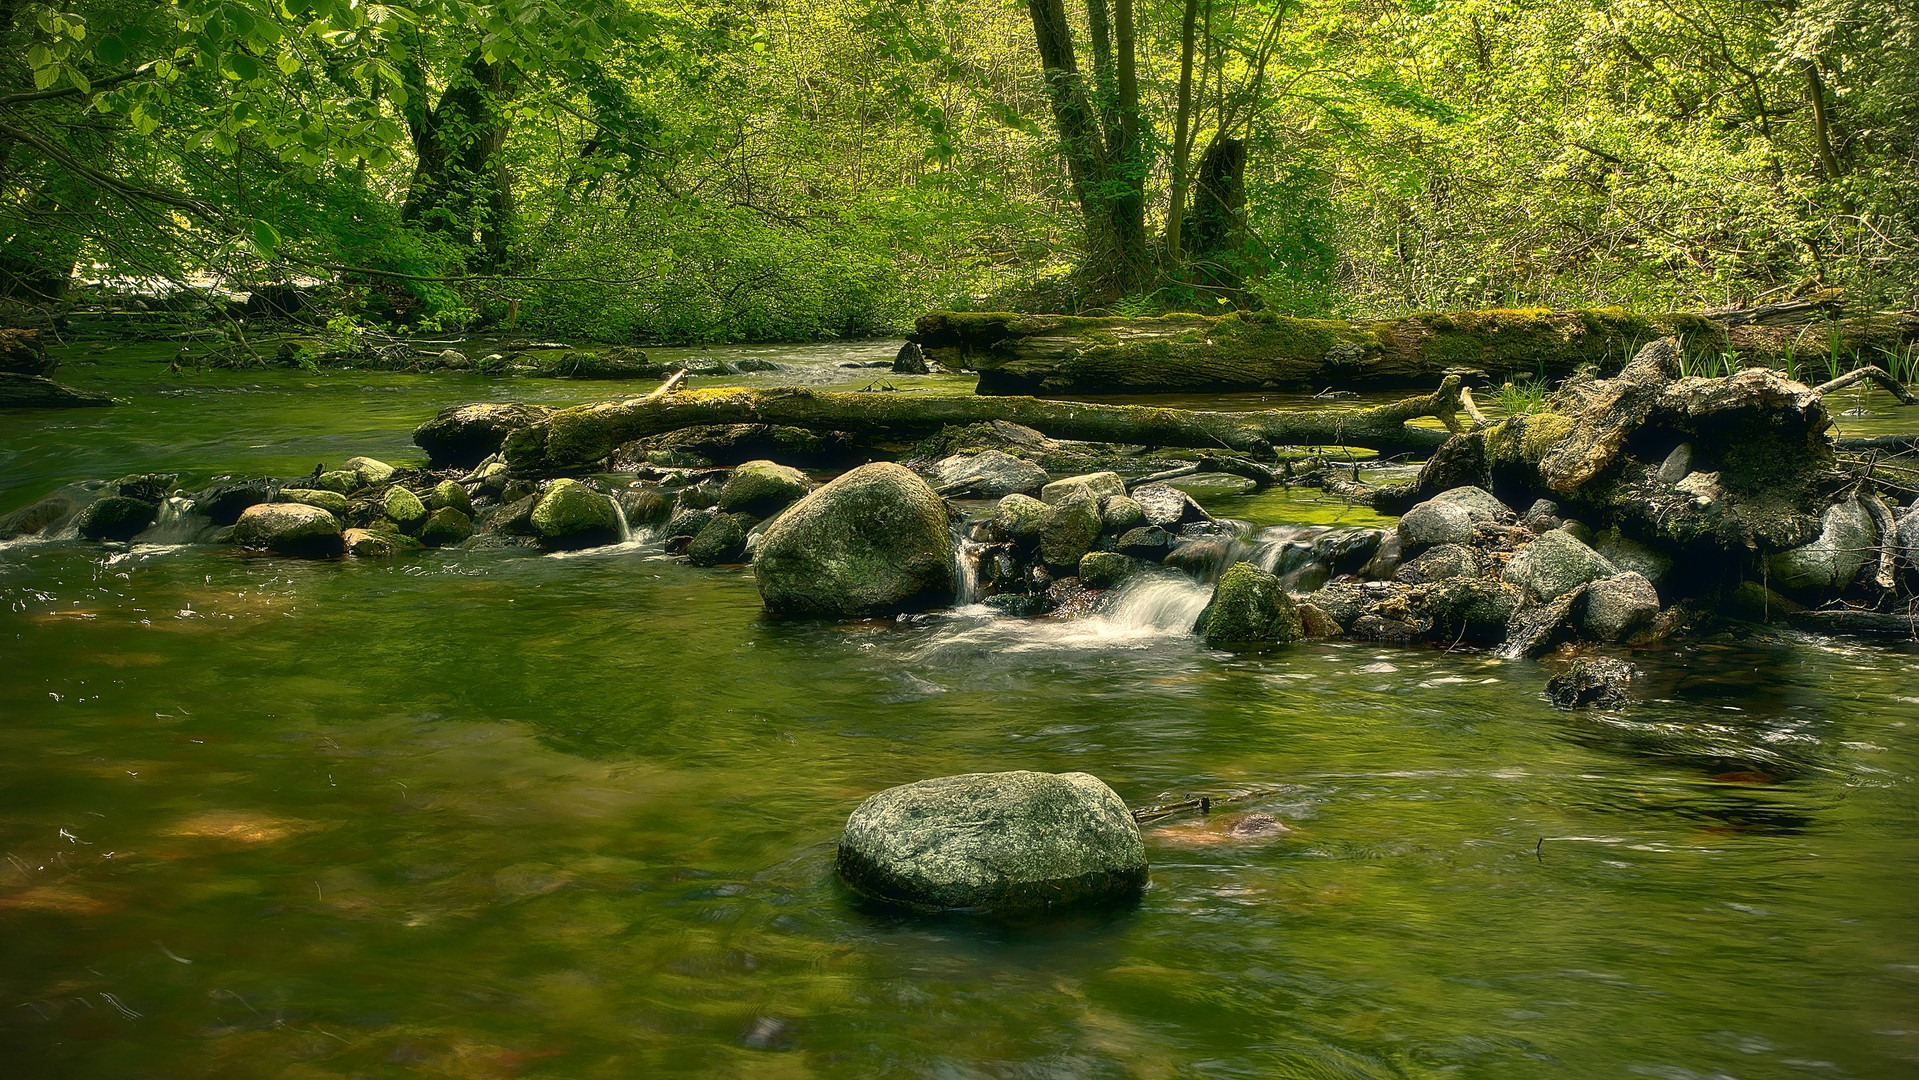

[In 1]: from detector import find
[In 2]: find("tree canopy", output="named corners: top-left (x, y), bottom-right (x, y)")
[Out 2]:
top-left (3, 0), bottom-right (1915, 339)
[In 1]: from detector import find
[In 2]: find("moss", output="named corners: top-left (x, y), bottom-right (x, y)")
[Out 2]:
top-left (1521, 412), bottom-right (1576, 463)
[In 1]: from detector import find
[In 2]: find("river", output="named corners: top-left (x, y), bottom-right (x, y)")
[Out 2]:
top-left (2, 341), bottom-right (1917, 1077)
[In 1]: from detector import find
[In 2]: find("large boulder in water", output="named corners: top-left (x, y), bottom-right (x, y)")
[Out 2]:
top-left (413, 402), bottom-right (554, 468)
top-left (1582, 571), bottom-right (1661, 642)
top-left (233, 502), bottom-right (343, 557)
top-left (1200, 562), bottom-right (1302, 648)
top-left (752, 461), bottom-right (955, 615)
top-left (835, 770), bottom-right (1147, 913)
top-left (531, 479), bottom-right (622, 550)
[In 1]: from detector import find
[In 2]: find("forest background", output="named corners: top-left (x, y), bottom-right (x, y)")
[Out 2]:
top-left (3, 0), bottom-right (1915, 345)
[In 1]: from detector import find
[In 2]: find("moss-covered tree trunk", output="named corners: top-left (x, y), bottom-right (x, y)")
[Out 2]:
top-left (491, 382), bottom-right (1465, 474)
top-left (913, 307), bottom-right (1911, 395)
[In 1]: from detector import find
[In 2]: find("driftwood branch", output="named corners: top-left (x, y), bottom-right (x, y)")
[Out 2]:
top-left (501, 379), bottom-right (1464, 474)
top-left (1812, 364), bottom-right (1918, 405)
top-left (1861, 491), bottom-right (1900, 590)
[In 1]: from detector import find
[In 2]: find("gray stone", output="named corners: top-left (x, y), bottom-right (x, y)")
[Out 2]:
top-left (1397, 499), bottom-right (1475, 548)
top-left (314, 469), bottom-right (359, 494)
top-left (1523, 498), bottom-right (1563, 533)
top-left (1116, 525), bottom-right (1176, 560)
top-left (1582, 571), bottom-right (1661, 642)
top-left (1426, 578), bottom-right (1523, 640)
top-left (1656, 442), bottom-right (1694, 484)
top-left (934, 450), bottom-right (1047, 498)
top-left (233, 502), bottom-right (343, 557)
top-left (1592, 527), bottom-right (1673, 589)
top-left (720, 460), bottom-right (812, 516)
top-left (1201, 562), bottom-right (1302, 648)
top-left (1431, 485), bottom-right (1510, 521)
top-left (1898, 509), bottom-right (1919, 572)
top-left (1130, 482), bottom-right (1210, 527)
top-left (1393, 543), bottom-right (1486, 585)
top-left (753, 462), bottom-right (956, 616)
top-left (1356, 530), bottom-right (1404, 579)
top-left (836, 771), bottom-right (1147, 913)
top-left (1768, 498), bottom-right (1876, 592)
top-left (531, 478), bottom-right (622, 550)
top-left (1502, 529), bottom-right (1618, 601)
top-left (993, 493), bottom-right (1049, 543)
top-left (1040, 470), bottom-right (1125, 506)
top-left (1040, 490), bottom-right (1102, 568)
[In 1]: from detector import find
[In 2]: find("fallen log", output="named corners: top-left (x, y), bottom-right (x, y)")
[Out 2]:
top-left (912, 306), bottom-right (1914, 396)
top-left (0, 372), bottom-right (114, 408)
top-left (492, 380), bottom-right (1466, 474)
top-left (1785, 609), bottom-right (1919, 639)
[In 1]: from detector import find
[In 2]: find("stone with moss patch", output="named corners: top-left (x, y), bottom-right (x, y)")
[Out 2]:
top-left (752, 462), bottom-right (955, 616)
top-left (1201, 562), bottom-right (1302, 648)
top-left (531, 479), bottom-right (622, 550)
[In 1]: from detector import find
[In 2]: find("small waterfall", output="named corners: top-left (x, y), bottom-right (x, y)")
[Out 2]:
top-left (1096, 573), bottom-right (1216, 634)
top-left (610, 493), bottom-right (632, 544)
top-left (135, 496), bottom-right (214, 546)
top-left (953, 530), bottom-right (984, 605)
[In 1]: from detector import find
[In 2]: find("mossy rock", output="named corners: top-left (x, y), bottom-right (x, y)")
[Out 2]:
top-left (314, 469), bottom-right (360, 494)
top-left (530, 478), bottom-right (622, 550)
top-left (835, 770), bottom-right (1147, 913)
top-left (686, 512), bottom-right (753, 566)
top-left (1201, 562), bottom-right (1302, 648)
top-left (276, 488), bottom-right (349, 516)
top-left (719, 460), bottom-right (811, 516)
top-left (343, 527), bottom-right (420, 558)
top-left (343, 456), bottom-right (396, 486)
top-left (430, 479), bottom-right (473, 516)
top-left (74, 496), bottom-right (157, 541)
top-left (417, 506), bottom-right (474, 548)
top-left (233, 503), bottom-right (343, 557)
top-left (993, 493), bottom-right (1048, 543)
top-left (1039, 490), bottom-right (1102, 569)
top-left (752, 462), bottom-right (955, 616)
top-left (382, 486), bottom-right (429, 533)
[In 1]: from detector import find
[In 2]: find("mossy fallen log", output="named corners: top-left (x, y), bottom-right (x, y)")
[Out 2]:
top-left (913, 306), bottom-right (1913, 395)
top-left (493, 381), bottom-right (1467, 474)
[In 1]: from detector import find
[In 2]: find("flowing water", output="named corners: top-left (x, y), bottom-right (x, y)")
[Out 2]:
top-left (3, 345), bottom-right (1918, 1078)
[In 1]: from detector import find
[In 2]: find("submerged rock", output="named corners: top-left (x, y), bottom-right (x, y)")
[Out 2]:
top-left (531, 479), bottom-right (622, 550)
top-left (1546, 657), bottom-right (1636, 709)
top-left (1201, 562), bottom-right (1302, 648)
top-left (835, 770), bottom-right (1147, 913)
top-left (753, 462), bottom-right (955, 616)
top-left (719, 460), bottom-right (811, 516)
top-left (233, 502), bottom-right (343, 557)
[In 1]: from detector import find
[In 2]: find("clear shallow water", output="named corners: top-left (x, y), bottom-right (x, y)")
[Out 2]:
top-left (2, 347), bottom-right (1918, 1078)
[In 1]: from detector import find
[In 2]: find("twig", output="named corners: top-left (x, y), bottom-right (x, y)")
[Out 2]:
top-left (934, 474), bottom-right (987, 497)
top-left (638, 368), bottom-right (687, 404)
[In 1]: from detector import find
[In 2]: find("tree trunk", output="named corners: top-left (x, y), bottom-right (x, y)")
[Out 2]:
top-left (492, 381), bottom-right (1465, 474)
top-left (912, 306), bottom-right (1914, 395)
top-left (1163, 0), bottom-right (1201, 263)
top-left (400, 52), bottom-right (517, 270)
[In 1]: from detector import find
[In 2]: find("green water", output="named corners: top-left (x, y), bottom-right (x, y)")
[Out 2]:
top-left (3, 348), bottom-right (1918, 1078)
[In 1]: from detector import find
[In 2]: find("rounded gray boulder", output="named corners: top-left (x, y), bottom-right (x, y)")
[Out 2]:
top-left (836, 770), bottom-right (1147, 913)
top-left (752, 462), bottom-right (955, 615)
top-left (233, 502), bottom-right (343, 557)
